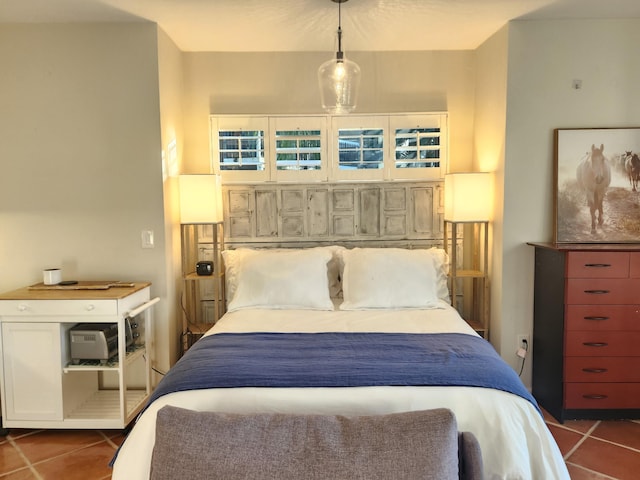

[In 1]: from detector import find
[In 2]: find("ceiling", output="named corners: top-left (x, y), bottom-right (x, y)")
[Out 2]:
top-left (2, 0), bottom-right (640, 52)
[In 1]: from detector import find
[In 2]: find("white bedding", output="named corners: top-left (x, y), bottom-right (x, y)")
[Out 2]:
top-left (113, 302), bottom-right (569, 480)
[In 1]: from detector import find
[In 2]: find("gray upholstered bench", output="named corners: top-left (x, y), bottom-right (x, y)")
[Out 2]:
top-left (150, 406), bottom-right (483, 480)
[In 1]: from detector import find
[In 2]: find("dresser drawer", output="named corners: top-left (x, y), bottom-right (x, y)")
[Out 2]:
top-left (567, 252), bottom-right (629, 278)
top-left (565, 279), bottom-right (640, 304)
top-left (565, 331), bottom-right (640, 356)
top-left (565, 305), bottom-right (640, 331)
top-left (631, 253), bottom-right (640, 278)
top-left (565, 357), bottom-right (640, 382)
top-left (565, 383), bottom-right (640, 409)
top-left (0, 300), bottom-right (117, 317)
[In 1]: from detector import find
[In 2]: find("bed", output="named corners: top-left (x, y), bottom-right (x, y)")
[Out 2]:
top-left (112, 246), bottom-right (569, 480)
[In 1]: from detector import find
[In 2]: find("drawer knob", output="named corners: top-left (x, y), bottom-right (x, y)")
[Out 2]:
top-left (583, 342), bottom-right (608, 347)
top-left (582, 394), bottom-right (608, 400)
top-left (583, 290), bottom-right (610, 295)
top-left (584, 263), bottom-right (612, 268)
top-left (85, 304), bottom-right (95, 311)
top-left (584, 316), bottom-right (609, 321)
top-left (17, 304), bottom-right (28, 312)
top-left (582, 368), bottom-right (608, 373)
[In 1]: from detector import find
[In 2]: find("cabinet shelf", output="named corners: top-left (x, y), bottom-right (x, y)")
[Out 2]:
top-left (63, 344), bottom-right (146, 372)
top-left (452, 269), bottom-right (485, 278)
top-left (184, 272), bottom-right (224, 281)
top-left (65, 390), bottom-right (147, 422)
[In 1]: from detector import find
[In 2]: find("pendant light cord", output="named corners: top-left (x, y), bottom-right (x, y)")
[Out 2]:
top-left (336, 0), bottom-right (344, 60)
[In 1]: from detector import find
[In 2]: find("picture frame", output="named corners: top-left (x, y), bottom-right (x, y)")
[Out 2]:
top-left (554, 127), bottom-right (640, 243)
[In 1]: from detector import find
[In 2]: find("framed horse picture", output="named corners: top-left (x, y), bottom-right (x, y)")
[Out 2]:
top-left (554, 127), bottom-right (640, 243)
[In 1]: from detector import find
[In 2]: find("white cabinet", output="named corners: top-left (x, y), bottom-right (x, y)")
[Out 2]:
top-left (0, 283), bottom-right (157, 429)
top-left (2, 322), bottom-right (64, 420)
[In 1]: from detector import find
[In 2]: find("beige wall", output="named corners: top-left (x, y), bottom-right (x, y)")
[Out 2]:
top-left (181, 50), bottom-right (476, 174)
top-left (498, 18), bottom-right (640, 386)
top-left (0, 23), bottom-right (172, 375)
top-left (473, 27), bottom-right (510, 369)
top-left (157, 28), bottom-right (185, 370)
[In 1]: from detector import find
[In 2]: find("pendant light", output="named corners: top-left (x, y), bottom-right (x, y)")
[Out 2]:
top-left (318, 0), bottom-right (361, 114)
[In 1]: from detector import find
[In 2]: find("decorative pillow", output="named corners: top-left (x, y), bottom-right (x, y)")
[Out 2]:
top-left (341, 247), bottom-right (440, 310)
top-left (150, 406), bottom-right (460, 480)
top-left (222, 246), bottom-right (345, 302)
top-left (224, 248), bottom-right (334, 311)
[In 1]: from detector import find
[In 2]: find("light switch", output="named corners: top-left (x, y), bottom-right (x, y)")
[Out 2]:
top-left (141, 230), bottom-right (154, 249)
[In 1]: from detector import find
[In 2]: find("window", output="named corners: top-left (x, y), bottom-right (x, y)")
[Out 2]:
top-left (337, 129), bottom-right (384, 170)
top-left (388, 114), bottom-right (446, 180)
top-left (275, 130), bottom-right (322, 171)
top-left (218, 130), bottom-right (265, 171)
top-left (270, 116), bottom-right (328, 181)
top-left (394, 127), bottom-right (441, 169)
top-left (331, 115), bottom-right (387, 181)
top-left (211, 113), bottom-right (446, 182)
top-left (211, 116), bottom-right (270, 182)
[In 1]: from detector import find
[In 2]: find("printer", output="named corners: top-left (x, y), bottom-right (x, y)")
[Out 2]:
top-left (70, 321), bottom-right (133, 364)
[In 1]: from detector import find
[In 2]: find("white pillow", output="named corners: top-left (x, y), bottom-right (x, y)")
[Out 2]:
top-left (222, 246), bottom-right (345, 303)
top-left (341, 248), bottom-right (441, 310)
top-left (224, 248), bottom-right (334, 312)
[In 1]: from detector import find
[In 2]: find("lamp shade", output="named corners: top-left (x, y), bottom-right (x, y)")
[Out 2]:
top-left (444, 172), bottom-right (492, 222)
top-left (179, 174), bottom-right (223, 224)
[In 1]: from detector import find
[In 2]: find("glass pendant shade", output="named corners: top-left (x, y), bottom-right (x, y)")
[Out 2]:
top-left (318, 55), bottom-right (361, 114)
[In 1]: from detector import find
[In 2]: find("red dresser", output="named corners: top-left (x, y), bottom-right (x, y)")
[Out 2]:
top-left (530, 243), bottom-right (640, 422)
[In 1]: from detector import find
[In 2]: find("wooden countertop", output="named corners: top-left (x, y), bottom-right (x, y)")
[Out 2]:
top-left (0, 282), bottom-right (151, 301)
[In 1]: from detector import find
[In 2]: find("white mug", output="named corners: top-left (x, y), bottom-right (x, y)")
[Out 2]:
top-left (43, 268), bottom-right (62, 285)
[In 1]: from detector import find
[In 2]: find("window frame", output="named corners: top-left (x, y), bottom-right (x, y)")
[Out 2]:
top-left (211, 113), bottom-right (447, 183)
top-left (330, 115), bottom-right (388, 181)
top-left (210, 116), bottom-right (270, 183)
top-left (270, 116), bottom-right (328, 182)
top-left (388, 114), bottom-right (447, 181)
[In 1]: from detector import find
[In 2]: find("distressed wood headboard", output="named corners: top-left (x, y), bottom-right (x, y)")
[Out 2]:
top-left (222, 180), bottom-right (444, 248)
top-left (189, 180), bottom-right (446, 326)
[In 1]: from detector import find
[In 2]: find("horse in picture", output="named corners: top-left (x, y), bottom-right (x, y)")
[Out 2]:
top-left (576, 144), bottom-right (611, 234)
top-left (624, 151), bottom-right (640, 192)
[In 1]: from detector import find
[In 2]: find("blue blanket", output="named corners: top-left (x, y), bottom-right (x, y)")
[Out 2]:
top-left (111, 332), bottom-right (539, 466)
top-left (147, 332), bottom-right (540, 412)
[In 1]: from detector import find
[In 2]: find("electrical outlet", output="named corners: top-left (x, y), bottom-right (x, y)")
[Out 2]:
top-left (516, 335), bottom-right (530, 355)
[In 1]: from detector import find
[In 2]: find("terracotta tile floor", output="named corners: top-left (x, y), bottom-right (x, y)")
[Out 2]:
top-left (1, 413), bottom-right (639, 479)
top-left (0, 428), bottom-right (124, 479)
top-left (543, 409), bottom-right (640, 479)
